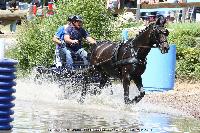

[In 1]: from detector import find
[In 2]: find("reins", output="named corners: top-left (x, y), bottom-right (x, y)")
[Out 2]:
top-left (127, 38), bottom-right (156, 49)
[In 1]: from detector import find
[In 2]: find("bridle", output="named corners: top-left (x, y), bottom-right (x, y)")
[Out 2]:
top-left (126, 26), bottom-right (168, 49)
top-left (118, 25), bottom-right (169, 64)
top-left (150, 25), bottom-right (169, 49)
top-left (111, 24), bottom-right (169, 66)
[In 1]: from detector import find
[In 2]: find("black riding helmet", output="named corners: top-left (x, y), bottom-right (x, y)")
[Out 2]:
top-left (71, 15), bottom-right (83, 22)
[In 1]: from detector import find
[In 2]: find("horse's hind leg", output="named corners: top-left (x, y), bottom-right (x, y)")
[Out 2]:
top-left (79, 73), bottom-right (90, 103)
top-left (94, 73), bottom-right (108, 95)
top-left (133, 76), bottom-right (145, 103)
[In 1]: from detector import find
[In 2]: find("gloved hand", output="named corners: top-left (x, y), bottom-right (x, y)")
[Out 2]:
top-left (90, 40), bottom-right (97, 45)
top-left (71, 40), bottom-right (79, 44)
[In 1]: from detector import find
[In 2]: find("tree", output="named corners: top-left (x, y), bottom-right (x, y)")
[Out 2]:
top-left (9, 0), bottom-right (119, 72)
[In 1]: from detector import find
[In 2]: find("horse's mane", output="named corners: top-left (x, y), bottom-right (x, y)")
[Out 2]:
top-left (96, 22), bottom-right (156, 46)
top-left (126, 22), bottom-right (155, 44)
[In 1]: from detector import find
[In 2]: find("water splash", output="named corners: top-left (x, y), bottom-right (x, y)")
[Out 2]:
top-left (14, 77), bottom-right (188, 118)
top-left (12, 77), bottom-right (200, 133)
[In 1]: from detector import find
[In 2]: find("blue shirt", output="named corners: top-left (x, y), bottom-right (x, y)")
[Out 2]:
top-left (64, 26), bottom-right (89, 51)
top-left (55, 25), bottom-right (69, 42)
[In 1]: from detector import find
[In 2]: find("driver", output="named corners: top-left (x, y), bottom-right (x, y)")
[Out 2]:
top-left (64, 15), bottom-right (96, 70)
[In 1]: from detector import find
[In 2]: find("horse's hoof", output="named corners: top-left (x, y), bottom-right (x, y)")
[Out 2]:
top-left (133, 95), bottom-right (144, 103)
top-left (140, 91), bottom-right (145, 97)
top-left (124, 98), bottom-right (132, 104)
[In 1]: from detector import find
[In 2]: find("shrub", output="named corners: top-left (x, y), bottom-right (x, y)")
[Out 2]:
top-left (177, 35), bottom-right (197, 48)
top-left (7, 0), bottom-right (120, 73)
top-left (119, 21), bottom-right (142, 29)
top-left (168, 22), bottom-right (200, 81)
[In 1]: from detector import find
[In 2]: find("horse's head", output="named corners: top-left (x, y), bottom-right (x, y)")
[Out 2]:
top-left (150, 16), bottom-right (170, 54)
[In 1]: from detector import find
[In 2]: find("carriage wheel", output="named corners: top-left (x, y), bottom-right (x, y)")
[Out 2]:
top-left (58, 76), bottom-right (83, 100)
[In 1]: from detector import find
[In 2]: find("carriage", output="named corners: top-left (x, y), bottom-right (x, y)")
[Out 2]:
top-left (34, 16), bottom-right (169, 104)
top-left (33, 52), bottom-right (113, 99)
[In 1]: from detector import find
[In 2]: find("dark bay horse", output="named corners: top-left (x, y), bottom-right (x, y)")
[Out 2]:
top-left (81, 17), bottom-right (169, 104)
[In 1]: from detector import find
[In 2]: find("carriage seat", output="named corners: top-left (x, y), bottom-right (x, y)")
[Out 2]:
top-left (61, 52), bottom-right (89, 69)
top-left (71, 53), bottom-right (85, 68)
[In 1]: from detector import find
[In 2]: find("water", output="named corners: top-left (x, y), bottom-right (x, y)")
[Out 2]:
top-left (8, 78), bottom-right (200, 132)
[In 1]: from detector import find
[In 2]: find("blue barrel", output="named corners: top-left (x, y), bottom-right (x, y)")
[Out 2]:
top-left (142, 44), bottom-right (176, 92)
top-left (0, 59), bottom-right (18, 130)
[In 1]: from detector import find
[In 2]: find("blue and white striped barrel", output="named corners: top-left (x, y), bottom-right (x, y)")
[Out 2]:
top-left (0, 59), bottom-right (18, 130)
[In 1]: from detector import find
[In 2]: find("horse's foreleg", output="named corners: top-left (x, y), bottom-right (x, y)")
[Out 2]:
top-left (122, 74), bottom-right (132, 104)
top-left (134, 76), bottom-right (145, 103)
top-left (99, 73), bottom-right (108, 89)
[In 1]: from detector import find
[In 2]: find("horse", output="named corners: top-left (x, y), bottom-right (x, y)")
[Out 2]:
top-left (80, 16), bottom-right (170, 104)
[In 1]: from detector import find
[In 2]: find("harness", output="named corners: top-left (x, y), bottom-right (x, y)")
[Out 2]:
top-left (111, 43), bottom-right (121, 64)
top-left (113, 25), bottom-right (167, 67)
top-left (111, 40), bottom-right (146, 67)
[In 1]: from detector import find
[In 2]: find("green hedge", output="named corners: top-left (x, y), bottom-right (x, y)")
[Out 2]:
top-left (8, 4), bottom-right (200, 81)
top-left (6, 0), bottom-right (121, 75)
top-left (168, 22), bottom-right (200, 81)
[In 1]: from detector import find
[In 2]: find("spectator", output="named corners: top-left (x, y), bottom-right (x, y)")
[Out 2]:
top-left (107, 0), bottom-right (120, 17)
top-left (0, 0), bottom-right (6, 10)
top-left (187, 7), bottom-right (196, 22)
top-left (169, 10), bottom-right (175, 22)
top-left (8, 0), bottom-right (19, 9)
top-left (0, 0), bottom-right (6, 34)
top-left (141, 0), bottom-right (150, 4)
top-left (124, 0), bottom-right (134, 8)
top-left (141, 0), bottom-right (159, 4)
top-left (32, 0), bottom-right (41, 7)
top-left (8, 0), bottom-right (19, 33)
top-left (176, 9), bottom-right (182, 22)
top-left (31, 0), bottom-right (42, 16)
